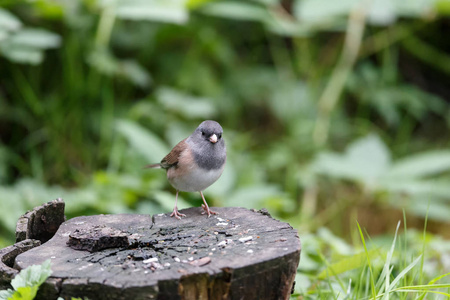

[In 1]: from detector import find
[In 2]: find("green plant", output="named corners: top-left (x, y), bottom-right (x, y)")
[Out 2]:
top-left (0, 260), bottom-right (51, 300)
top-left (0, 8), bottom-right (60, 65)
top-left (1, 1), bottom-right (450, 298)
top-left (312, 134), bottom-right (450, 221)
top-left (293, 218), bottom-right (450, 299)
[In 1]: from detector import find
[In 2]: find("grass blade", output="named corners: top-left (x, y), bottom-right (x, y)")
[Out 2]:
top-left (380, 221), bottom-right (401, 299)
top-left (384, 255), bottom-right (422, 296)
top-left (357, 221), bottom-right (376, 299)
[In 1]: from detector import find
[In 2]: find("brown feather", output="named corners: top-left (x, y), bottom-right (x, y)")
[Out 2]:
top-left (160, 139), bottom-right (187, 169)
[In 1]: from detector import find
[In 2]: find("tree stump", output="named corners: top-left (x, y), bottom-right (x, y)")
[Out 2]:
top-left (1, 200), bottom-right (301, 300)
top-left (15, 198), bottom-right (66, 244)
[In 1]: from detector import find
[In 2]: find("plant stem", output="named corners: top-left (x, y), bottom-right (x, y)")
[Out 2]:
top-left (95, 3), bottom-right (117, 48)
top-left (313, 5), bottom-right (367, 147)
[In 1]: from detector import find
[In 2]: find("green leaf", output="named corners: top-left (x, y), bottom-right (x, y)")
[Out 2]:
top-left (387, 151), bottom-right (450, 179)
top-left (314, 134), bottom-right (391, 188)
top-left (4, 260), bottom-right (52, 300)
top-left (294, 0), bottom-right (359, 23)
top-left (382, 179), bottom-right (450, 198)
top-left (269, 81), bottom-right (312, 123)
top-left (436, 0), bottom-right (450, 15)
top-left (6, 28), bottom-right (61, 49)
top-left (407, 199), bottom-right (450, 222)
top-left (394, 0), bottom-right (436, 18)
top-left (428, 271), bottom-right (450, 285)
top-left (88, 50), bottom-right (151, 87)
top-left (120, 60), bottom-right (152, 88)
top-left (186, 0), bottom-right (215, 9)
top-left (116, 0), bottom-right (189, 24)
top-left (11, 259), bottom-right (52, 290)
top-left (156, 87), bottom-right (216, 119)
top-left (0, 28), bottom-right (60, 64)
top-left (10, 286), bottom-right (39, 300)
top-left (0, 29), bottom-right (8, 42)
top-left (296, 0), bottom-right (432, 28)
top-left (368, 0), bottom-right (397, 25)
top-left (87, 48), bottom-right (118, 76)
top-left (0, 44), bottom-right (43, 65)
top-left (0, 289), bottom-right (14, 300)
top-left (200, 1), bottom-right (269, 22)
top-left (0, 8), bottom-right (22, 31)
top-left (115, 119), bottom-right (169, 163)
top-left (264, 14), bottom-right (310, 37)
top-left (317, 249), bottom-right (378, 279)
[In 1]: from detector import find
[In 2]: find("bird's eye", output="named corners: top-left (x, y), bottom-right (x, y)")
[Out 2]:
top-left (218, 133), bottom-right (222, 139)
top-left (201, 131), bottom-right (205, 136)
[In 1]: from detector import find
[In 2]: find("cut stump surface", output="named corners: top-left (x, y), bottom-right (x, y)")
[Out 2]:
top-left (14, 207), bottom-right (301, 300)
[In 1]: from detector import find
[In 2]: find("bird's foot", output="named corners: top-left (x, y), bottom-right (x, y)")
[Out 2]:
top-left (170, 207), bottom-right (186, 220)
top-left (201, 204), bottom-right (218, 218)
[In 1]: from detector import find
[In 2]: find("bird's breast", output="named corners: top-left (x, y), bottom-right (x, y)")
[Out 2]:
top-left (167, 148), bottom-right (224, 192)
top-left (168, 166), bottom-right (224, 192)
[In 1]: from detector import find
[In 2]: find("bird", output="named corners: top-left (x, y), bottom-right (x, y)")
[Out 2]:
top-left (146, 120), bottom-right (226, 219)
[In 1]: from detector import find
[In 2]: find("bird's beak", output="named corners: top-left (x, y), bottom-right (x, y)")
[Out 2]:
top-left (209, 134), bottom-right (218, 143)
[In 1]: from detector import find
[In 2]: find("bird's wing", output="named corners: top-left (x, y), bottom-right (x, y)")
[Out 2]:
top-left (160, 138), bottom-right (187, 169)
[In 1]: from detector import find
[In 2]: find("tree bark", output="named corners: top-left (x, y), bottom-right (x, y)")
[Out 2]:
top-left (2, 201), bottom-right (301, 300)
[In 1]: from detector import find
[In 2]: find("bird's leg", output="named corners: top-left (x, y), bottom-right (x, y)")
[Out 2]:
top-left (200, 191), bottom-right (218, 217)
top-left (170, 190), bottom-right (186, 219)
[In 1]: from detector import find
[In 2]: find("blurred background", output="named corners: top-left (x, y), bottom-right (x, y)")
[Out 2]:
top-left (1, 0), bottom-right (450, 296)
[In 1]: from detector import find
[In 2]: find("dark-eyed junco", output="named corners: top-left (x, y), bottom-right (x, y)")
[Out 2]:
top-left (146, 120), bottom-right (226, 219)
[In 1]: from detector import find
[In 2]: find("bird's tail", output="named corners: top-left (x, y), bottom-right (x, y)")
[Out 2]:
top-left (144, 163), bottom-right (161, 169)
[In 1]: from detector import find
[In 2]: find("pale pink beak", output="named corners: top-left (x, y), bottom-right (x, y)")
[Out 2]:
top-left (209, 134), bottom-right (218, 143)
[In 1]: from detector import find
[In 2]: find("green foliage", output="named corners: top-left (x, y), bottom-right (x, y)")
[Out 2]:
top-left (314, 134), bottom-right (391, 188)
top-left (0, 0), bottom-right (450, 298)
top-left (295, 221), bottom-right (450, 299)
top-left (0, 260), bottom-right (52, 300)
top-left (348, 63), bottom-right (447, 127)
top-left (0, 8), bottom-right (60, 64)
top-left (313, 134), bottom-right (450, 220)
